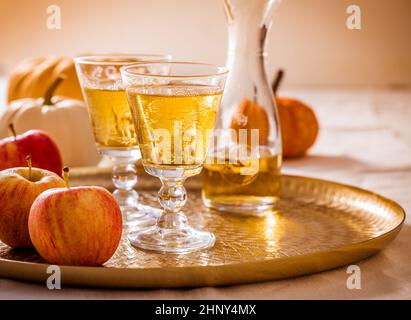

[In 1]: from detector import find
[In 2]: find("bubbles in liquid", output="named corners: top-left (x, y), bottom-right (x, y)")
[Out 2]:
top-left (206, 145), bottom-right (277, 186)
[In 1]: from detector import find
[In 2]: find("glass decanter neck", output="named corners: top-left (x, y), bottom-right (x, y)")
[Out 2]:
top-left (224, 0), bottom-right (281, 58)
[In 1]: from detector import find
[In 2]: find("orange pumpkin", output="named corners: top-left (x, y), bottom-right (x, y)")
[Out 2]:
top-left (230, 70), bottom-right (319, 158)
top-left (7, 56), bottom-right (83, 102)
top-left (277, 97), bottom-right (319, 158)
top-left (230, 97), bottom-right (270, 146)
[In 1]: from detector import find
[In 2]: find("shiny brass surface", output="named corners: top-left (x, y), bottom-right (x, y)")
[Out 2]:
top-left (0, 168), bottom-right (405, 288)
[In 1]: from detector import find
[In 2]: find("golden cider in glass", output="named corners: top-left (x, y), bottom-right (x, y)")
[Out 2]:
top-left (83, 87), bottom-right (137, 148)
top-left (202, 154), bottom-right (281, 212)
top-left (126, 84), bottom-right (222, 176)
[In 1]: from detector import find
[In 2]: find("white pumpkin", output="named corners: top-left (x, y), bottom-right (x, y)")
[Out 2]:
top-left (0, 77), bottom-right (101, 167)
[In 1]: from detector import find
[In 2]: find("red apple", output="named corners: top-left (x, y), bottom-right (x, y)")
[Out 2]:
top-left (0, 158), bottom-right (65, 248)
top-left (28, 168), bottom-right (123, 266)
top-left (0, 124), bottom-right (63, 176)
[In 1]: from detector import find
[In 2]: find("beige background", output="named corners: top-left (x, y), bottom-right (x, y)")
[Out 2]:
top-left (0, 0), bottom-right (410, 87)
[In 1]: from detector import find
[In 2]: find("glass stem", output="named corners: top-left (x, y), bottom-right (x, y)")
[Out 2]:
top-left (157, 178), bottom-right (188, 229)
top-left (112, 162), bottom-right (138, 190)
top-left (111, 156), bottom-right (139, 208)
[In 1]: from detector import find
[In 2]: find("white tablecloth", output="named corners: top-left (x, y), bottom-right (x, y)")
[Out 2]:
top-left (0, 86), bottom-right (410, 299)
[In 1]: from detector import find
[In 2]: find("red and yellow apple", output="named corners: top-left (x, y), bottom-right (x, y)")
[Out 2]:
top-left (0, 159), bottom-right (65, 248)
top-left (0, 124), bottom-right (63, 176)
top-left (28, 168), bottom-right (123, 266)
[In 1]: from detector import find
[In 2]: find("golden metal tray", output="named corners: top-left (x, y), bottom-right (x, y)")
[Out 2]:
top-left (0, 168), bottom-right (405, 288)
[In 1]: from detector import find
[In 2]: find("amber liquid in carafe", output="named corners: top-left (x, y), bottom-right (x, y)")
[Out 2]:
top-left (202, 154), bottom-right (281, 212)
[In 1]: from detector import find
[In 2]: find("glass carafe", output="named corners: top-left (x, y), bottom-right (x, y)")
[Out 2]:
top-left (202, 0), bottom-right (282, 215)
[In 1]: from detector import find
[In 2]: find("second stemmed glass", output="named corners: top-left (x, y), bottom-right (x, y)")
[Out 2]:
top-left (74, 54), bottom-right (171, 228)
top-left (121, 62), bottom-right (228, 253)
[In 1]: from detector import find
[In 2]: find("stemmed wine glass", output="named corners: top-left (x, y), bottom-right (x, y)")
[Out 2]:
top-left (121, 62), bottom-right (228, 253)
top-left (74, 54), bottom-right (171, 228)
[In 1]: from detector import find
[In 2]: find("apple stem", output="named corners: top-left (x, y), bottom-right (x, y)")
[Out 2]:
top-left (25, 155), bottom-right (32, 181)
top-left (8, 123), bottom-right (17, 141)
top-left (63, 167), bottom-right (70, 189)
top-left (43, 76), bottom-right (66, 106)
top-left (272, 69), bottom-right (284, 97)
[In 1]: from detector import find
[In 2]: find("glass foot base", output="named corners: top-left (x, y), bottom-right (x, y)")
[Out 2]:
top-left (113, 189), bottom-right (161, 228)
top-left (203, 196), bottom-right (279, 217)
top-left (121, 204), bottom-right (161, 229)
top-left (128, 225), bottom-right (215, 254)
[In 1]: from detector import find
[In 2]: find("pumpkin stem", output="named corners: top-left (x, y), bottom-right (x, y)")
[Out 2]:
top-left (253, 85), bottom-right (258, 103)
top-left (63, 167), bottom-right (70, 189)
top-left (25, 155), bottom-right (32, 181)
top-left (43, 76), bottom-right (66, 105)
top-left (8, 123), bottom-right (17, 140)
top-left (272, 69), bottom-right (284, 96)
